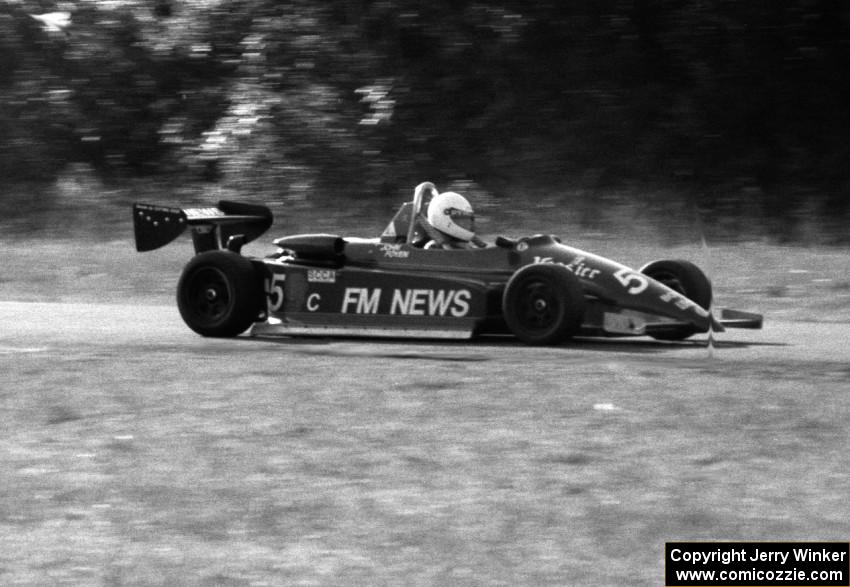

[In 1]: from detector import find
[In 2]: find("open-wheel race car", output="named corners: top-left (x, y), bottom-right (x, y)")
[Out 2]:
top-left (133, 182), bottom-right (762, 345)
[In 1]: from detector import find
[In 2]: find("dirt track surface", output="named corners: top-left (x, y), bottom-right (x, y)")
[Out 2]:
top-left (1, 300), bottom-right (847, 361)
top-left (2, 302), bottom-right (849, 585)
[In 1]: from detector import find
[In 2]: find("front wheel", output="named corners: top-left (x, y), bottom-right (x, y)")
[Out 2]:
top-left (177, 251), bottom-right (262, 337)
top-left (502, 264), bottom-right (586, 345)
top-left (640, 259), bottom-right (712, 340)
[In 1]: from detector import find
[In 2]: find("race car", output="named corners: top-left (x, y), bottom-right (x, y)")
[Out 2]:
top-left (133, 182), bottom-right (762, 345)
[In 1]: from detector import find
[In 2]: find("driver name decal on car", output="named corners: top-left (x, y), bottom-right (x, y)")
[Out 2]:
top-left (380, 243), bottom-right (410, 259)
top-left (340, 287), bottom-right (471, 317)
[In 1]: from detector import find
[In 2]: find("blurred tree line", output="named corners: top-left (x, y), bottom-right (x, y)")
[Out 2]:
top-left (1, 0), bottom-right (849, 236)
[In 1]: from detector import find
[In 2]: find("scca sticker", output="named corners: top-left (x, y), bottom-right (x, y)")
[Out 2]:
top-left (307, 269), bottom-right (336, 283)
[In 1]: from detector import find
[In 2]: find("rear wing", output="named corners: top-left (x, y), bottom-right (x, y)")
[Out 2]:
top-left (133, 200), bottom-right (273, 253)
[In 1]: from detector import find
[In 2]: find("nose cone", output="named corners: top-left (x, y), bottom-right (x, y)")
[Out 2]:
top-left (639, 278), bottom-right (713, 332)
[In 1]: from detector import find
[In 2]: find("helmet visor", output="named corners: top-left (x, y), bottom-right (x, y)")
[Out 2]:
top-left (445, 207), bottom-right (475, 234)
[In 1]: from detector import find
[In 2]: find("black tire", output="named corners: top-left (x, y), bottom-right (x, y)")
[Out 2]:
top-left (640, 259), bottom-right (712, 340)
top-left (177, 251), bottom-right (262, 337)
top-left (502, 264), bottom-right (586, 345)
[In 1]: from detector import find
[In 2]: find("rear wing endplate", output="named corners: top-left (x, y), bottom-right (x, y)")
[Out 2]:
top-left (133, 201), bottom-right (273, 253)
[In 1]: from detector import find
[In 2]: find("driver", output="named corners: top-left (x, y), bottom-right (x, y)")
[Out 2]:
top-left (424, 191), bottom-right (484, 249)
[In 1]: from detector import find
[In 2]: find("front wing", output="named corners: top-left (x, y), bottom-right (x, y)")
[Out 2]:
top-left (596, 306), bottom-right (762, 337)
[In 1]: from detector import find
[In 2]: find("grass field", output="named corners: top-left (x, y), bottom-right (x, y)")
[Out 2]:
top-left (1, 228), bottom-right (849, 586)
top-left (2, 329), bottom-right (848, 585)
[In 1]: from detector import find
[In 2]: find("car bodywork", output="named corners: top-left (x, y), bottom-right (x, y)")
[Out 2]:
top-left (133, 183), bottom-right (762, 344)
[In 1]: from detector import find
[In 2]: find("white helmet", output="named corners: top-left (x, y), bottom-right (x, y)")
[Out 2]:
top-left (426, 191), bottom-right (475, 242)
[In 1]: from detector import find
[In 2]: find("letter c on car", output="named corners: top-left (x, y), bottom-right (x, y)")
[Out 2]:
top-left (307, 293), bottom-right (320, 311)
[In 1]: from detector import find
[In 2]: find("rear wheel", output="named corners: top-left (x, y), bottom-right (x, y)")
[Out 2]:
top-left (502, 264), bottom-right (586, 345)
top-left (640, 259), bottom-right (712, 340)
top-left (177, 251), bottom-right (261, 337)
